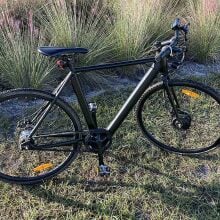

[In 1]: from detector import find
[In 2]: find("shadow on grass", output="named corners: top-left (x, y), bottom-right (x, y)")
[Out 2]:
top-left (24, 177), bottom-right (219, 219)
top-left (23, 151), bottom-right (219, 219)
top-left (187, 153), bottom-right (220, 161)
top-left (23, 184), bottom-right (116, 217)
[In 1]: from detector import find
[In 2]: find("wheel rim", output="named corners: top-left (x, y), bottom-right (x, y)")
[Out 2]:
top-left (0, 92), bottom-right (79, 181)
top-left (138, 83), bottom-right (220, 153)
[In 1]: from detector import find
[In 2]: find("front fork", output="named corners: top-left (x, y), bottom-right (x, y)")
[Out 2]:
top-left (162, 75), bottom-right (180, 119)
top-left (160, 57), bottom-right (180, 119)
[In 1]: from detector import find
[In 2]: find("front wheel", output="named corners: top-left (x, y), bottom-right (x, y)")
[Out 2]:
top-left (136, 80), bottom-right (220, 154)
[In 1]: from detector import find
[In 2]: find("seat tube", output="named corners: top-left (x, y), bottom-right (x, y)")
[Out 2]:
top-left (71, 72), bottom-right (97, 129)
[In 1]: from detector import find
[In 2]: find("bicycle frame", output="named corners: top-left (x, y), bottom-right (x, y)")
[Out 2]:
top-left (28, 56), bottom-right (167, 144)
top-left (72, 57), bottom-right (164, 135)
top-left (71, 57), bottom-right (161, 135)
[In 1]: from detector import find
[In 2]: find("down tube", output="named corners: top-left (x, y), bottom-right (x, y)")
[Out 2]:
top-left (107, 62), bottom-right (160, 135)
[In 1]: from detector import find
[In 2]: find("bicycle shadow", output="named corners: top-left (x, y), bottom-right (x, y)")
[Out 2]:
top-left (23, 184), bottom-right (114, 217)
top-left (23, 151), bottom-right (219, 219)
top-left (187, 153), bottom-right (219, 161)
top-left (24, 176), bottom-right (219, 219)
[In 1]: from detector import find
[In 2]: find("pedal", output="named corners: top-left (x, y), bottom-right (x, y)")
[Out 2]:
top-left (98, 165), bottom-right (110, 177)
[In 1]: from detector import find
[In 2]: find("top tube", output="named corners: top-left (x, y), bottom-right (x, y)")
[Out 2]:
top-left (74, 57), bottom-right (155, 73)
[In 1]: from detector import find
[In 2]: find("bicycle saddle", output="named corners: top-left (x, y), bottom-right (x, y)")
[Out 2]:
top-left (38, 46), bottom-right (89, 57)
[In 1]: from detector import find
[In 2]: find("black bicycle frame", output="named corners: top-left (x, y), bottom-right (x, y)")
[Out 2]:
top-left (29, 56), bottom-right (164, 144)
top-left (71, 57), bottom-right (161, 135)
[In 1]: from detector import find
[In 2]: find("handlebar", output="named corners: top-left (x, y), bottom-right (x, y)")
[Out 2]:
top-left (155, 18), bottom-right (190, 62)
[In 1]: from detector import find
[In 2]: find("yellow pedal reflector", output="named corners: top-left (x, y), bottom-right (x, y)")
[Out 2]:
top-left (181, 89), bottom-right (200, 99)
top-left (33, 163), bottom-right (53, 172)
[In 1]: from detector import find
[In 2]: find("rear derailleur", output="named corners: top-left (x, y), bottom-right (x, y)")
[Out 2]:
top-left (16, 119), bottom-right (34, 150)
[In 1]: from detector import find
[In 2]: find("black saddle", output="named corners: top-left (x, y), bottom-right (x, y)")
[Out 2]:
top-left (38, 46), bottom-right (89, 57)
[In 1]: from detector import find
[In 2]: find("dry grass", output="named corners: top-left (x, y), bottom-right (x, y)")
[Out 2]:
top-left (187, 0), bottom-right (220, 62)
top-left (0, 75), bottom-right (219, 219)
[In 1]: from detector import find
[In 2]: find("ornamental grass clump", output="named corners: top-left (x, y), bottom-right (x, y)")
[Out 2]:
top-left (111, 0), bottom-right (179, 61)
top-left (42, 0), bottom-right (113, 66)
top-left (187, 0), bottom-right (220, 63)
top-left (0, 11), bottom-right (54, 89)
top-left (40, 0), bottom-right (114, 88)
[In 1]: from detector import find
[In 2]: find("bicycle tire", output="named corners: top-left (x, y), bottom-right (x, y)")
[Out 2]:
top-left (0, 88), bottom-right (82, 185)
top-left (136, 79), bottom-right (220, 154)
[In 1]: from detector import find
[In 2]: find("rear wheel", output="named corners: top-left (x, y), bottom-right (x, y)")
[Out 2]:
top-left (0, 89), bottom-right (81, 184)
top-left (136, 80), bottom-right (220, 154)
